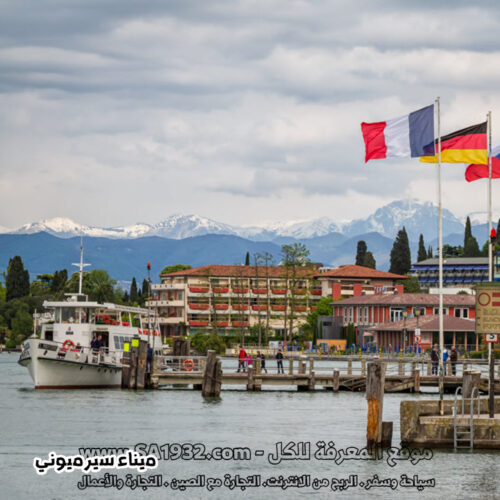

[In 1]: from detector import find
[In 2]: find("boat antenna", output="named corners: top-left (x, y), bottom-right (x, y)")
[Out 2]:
top-left (72, 236), bottom-right (91, 295)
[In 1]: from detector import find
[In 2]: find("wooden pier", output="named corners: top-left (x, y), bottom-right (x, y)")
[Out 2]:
top-left (147, 355), bottom-right (500, 394)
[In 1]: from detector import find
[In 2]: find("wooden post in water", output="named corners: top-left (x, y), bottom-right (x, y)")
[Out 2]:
top-left (332, 369), bottom-right (340, 393)
top-left (398, 359), bottom-right (404, 376)
top-left (347, 358), bottom-right (352, 375)
top-left (121, 344), bottom-right (131, 389)
top-left (414, 367), bottom-right (420, 393)
top-left (128, 342), bottom-right (139, 389)
top-left (462, 370), bottom-right (481, 399)
top-left (299, 359), bottom-right (306, 375)
top-left (366, 361), bottom-right (386, 451)
top-left (427, 360), bottom-right (431, 376)
top-left (308, 371), bottom-right (316, 391)
top-left (247, 365), bottom-right (255, 391)
top-left (289, 358), bottom-right (294, 375)
top-left (309, 359), bottom-right (314, 375)
top-left (381, 421), bottom-right (393, 448)
top-left (255, 357), bottom-right (261, 375)
top-left (136, 340), bottom-right (148, 390)
top-left (202, 350), bottom-right (222, 397)
top-left (361, 359), bottom-right (366, 377)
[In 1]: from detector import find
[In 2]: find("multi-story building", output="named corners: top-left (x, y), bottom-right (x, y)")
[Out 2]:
top-left (148, 264), bottom-right (409, 338)
top-left (330, 292), bottom-right (476, 347)
top-left (411, 257), bottom-right (489, 288)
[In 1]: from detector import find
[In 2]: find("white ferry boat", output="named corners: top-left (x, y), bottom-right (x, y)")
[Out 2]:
top-left (18, 247), bottom-right (162, 389)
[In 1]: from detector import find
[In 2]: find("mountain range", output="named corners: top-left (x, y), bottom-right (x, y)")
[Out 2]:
top-left (0, 200), bottom-right (494, 282)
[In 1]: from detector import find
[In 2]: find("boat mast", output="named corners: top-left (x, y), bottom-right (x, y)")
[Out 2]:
top-left (72, 237), bottom-right (91, 296)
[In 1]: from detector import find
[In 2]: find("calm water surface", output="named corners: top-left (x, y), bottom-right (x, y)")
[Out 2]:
top-left (1, 354), bottom-right (499, 499)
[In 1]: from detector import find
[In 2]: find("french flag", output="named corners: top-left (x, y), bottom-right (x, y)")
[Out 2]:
top-left (361, 104), bottom-right (435, 163)
top-left (465, 145), bottom-right (500, 182)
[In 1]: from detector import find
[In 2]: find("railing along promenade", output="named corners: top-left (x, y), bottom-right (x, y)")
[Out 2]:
top-left (149, 354), bottom-right (500, 393)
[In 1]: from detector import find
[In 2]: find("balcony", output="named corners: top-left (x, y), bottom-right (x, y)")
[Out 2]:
top-left (189, 320), bottom-right (209, 327)
top-left (152, 283), bottom-right (185, 290)
top-left (293, 289), bottom-right (307, 295)
top-left (189, 287), bottom-right (209, 293)
top-left (232, 288), bottom-right (248, 294)
top-left (272, 289), bottom-right (286, 294)
top-left (271, 305), bottom-right (285, 311)
top-left (189, 304), bottom-right (209, 310)
top-left (293, 306), bottom-right (307, 312)
top-left (147, 299), bottom-right (183, 307)
top-left (233, 321), bottom-right (249, 327)
top-left (311, 289), bottom-right (322, 295)
top-left (215, 321), bottom-right (229, 327)
top-left (214, 304), bottom-right (229, 310)
top-left (252, 288), bottom-right (268, 294)
top-left (158, 317), bottom-right (183, 324)
top-left (233, 304), bottom-right (248, 310)
top-left (251, 305), bottom-right (267, 311)
top-left (213, 287), bottom-right (229, 294)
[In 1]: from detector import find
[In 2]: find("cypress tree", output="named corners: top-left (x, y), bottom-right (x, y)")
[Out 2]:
top-left (130, 277), bottom-right (138, 303)
top-left (355, 240), bottom-right (367, 266)
top-left (464, 216), bottom-right (473, 247)
top-left (245, 252), bottom-right (250, 266)
top-left (427, 246), bottom-right (433, 259)
top-left (6, 256), bottom-right (30, 301)
top-left (363, 251), bottom-right (376, 269)
top-left (417, 234), bottom-right (427, 262)
top-left (389, 227), bottom-right (411, 275)
top-left (142, 278), bottom-right (149, 298)
top-left (463, 216), bottom-right (480, 257)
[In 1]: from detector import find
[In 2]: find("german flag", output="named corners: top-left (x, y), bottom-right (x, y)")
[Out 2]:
top-left (420, 122), bottom-right (487, 164)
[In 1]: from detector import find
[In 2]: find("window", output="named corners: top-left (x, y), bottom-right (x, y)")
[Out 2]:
top-left (454, 308), bottom-right (469, 318)
top-left (390, 308), bottom-right (404, 322)
top-left (433, 308), bottom-right (447, 315)
top-left (413, 307), bottom-right (426, 316)
top-left (363, 307), bottom-right (369, 323)
top-left (347, 307), bottom-right (353, 323)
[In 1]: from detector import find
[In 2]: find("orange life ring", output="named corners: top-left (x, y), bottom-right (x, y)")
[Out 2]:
top-left (61, 339), bottom-right (75, 352)
top-left (183, 359), bottom-right (194, 371)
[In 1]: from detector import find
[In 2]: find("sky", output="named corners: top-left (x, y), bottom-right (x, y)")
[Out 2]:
top-left (1, 0), bottom-right (500, 230)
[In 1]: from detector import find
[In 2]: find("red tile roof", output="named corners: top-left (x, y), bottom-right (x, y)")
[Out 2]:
top-left (334, 293), bottom-right (475, 306)
top-left (367, 315), bottom-right (475, 332)
top-left (161, 264), bottom-right (317, 279)
top-left (317, 265), bottom-right (407, 280)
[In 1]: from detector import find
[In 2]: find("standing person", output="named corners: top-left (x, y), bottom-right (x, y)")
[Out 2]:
top-left (257, 351), bottom-right (267, 373)
top-left (443, 347), bottom-right (449, 376)
top-left (276, 349), bottom-right (284, 374)
top-left (237, 345), bottom-right (247, 373)
top-left (90, 335), bottom-right (97, 351)
top-left (450, 345), bottom-right (458, 376)
top-left (431, 344), bottom-right (439, 376)
top-left (146, 345), bottom-right (153, 373)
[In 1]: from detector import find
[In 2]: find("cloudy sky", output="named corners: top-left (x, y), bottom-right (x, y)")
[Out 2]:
top-left (1, 0), bottom-right (499, 229)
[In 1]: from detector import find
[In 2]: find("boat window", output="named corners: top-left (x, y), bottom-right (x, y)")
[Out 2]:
top-left (55, 308), bottom-right (62, 323)
top-left (61, 307), bottom-right (78, 323)
top-left (44, 330), bottom-right (53, 341)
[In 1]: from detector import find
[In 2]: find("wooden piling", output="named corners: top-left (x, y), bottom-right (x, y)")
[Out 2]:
top-left (255, 357), bottom-right (261, 375)
top-left (308, 371), bottom-right (316, 391)
top-left (427, 360), bottom-right (431, 376)
top-left (381, 421), bottom-right (393, 448)
top-left (361, 359), bottom-right (366, 377)
top-left (202, 350), bottom-right (222, 397)
top-left (347, 358), bottom-right (352, 375)
top-left (121, 349), bottom-right (130, 389)
top-left (247, 365), bottom-right (255, 391)
top-left (136, 340), bottom-right (147, 390)
top-left (288, 358), bottom-right (294, 375)
top-left (414, 367), bottom-right (420, 393)
top-left (398, 360), bottom-right (404, 376)
top-left (462, 369), bottom-right (481, 399)
top-left (366, 361), bottom-right (386, 451)
top-left (332, 369), bottom-right (340, 393)
top-left (309, 359), bottom-right (314, 375)
top-left (299, 359), bottom-right (306, 375)
top-left (128, 343), bottom-right (139, 390)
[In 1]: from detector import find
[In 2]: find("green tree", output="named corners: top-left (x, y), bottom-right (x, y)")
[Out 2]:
top-left (142, 279), bottom-right (149, 300)
top-left (443, 244), bottom-right (463, 257)
top-left (389, 227), bottom-right (411, 275)
top-left (11, 310), bottom-right (33, 337)
top-left (281, 243), bottom-right (311, 342)
top-left (463, 216), bottom-right (480, 257)
top-left (427, 246), bottom-right (433, 259)
top-left (355, 240), bottom-right (367, 266)
top-left (346, 323), bottom-right (356, 347)
top-left (245, 252), bottom-right (250, 266)
top-left (51, 269), bottom-right (68, 293)
top-left (304, 296), bottom-right (333, 344)
top-left (399, 275), bottom-right (421, 293)
top-left (65, 270), bottom-right (116, 302)
top-left (160, 264), bottom-right (192, 276)
top-left (363, 251), bottom-right (376, 269)
top-left (130, 277), bottom-right (138, 303)
top-left (417, 234), bottom-right (427, 262)
top-left (6, 256), bottom-right (30, 301)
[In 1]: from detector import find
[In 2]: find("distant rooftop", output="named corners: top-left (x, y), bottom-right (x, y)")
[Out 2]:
top-left (317, 265), bottom-right (407, 280)
top-left (413, 257), bottom-right (489, 266)
top-left (333, 293), bottom-right (475, 306)
top-left (367, 314), bottom-right (475, 332)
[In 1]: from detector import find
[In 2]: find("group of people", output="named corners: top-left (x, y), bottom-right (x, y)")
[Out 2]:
top-left (237, 346), bottom-right (284, 374)
top-left (90, 335), bottom-right (104, 351)
top-left (431, 344), bottom-right (459, 375)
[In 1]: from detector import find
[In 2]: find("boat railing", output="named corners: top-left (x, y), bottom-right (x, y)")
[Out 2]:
top-left (156, 355), bottom-right (206, 374)
top-left (34, 339), bottom-right (123, 368)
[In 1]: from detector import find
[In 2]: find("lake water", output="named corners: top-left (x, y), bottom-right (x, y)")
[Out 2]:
top-left (1, 354), bottom-right (499, 499)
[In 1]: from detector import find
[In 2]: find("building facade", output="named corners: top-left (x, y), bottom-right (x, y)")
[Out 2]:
top-left (332, 293), bottom-right (476, 346)
top-left (148, 264), bottom-right (407, 338)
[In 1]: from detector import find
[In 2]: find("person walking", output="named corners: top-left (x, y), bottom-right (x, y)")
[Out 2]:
top-left (276, 349), bottom-right (284, 374)
top-left (443, 347), bottom-right (449, 376)
top-left (450, 345), bottom-right (458, 376)
top-left (237, 345), bottom-right (247, 373)
top-left (431, 344), bottom-right (439, 376)
top-left (257, 351), bottom-right (267, 373)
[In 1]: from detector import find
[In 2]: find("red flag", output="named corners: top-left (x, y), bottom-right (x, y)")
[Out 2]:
top-left (465, 157), bottom-right (500, 182)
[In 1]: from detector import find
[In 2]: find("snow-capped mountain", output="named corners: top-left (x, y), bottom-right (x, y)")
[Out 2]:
top-left (4, 200), bottom-right (479, 242)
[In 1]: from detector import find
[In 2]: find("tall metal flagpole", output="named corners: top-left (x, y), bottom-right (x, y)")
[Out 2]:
top-left (487, 111), bottom-right (494, 418)
top-left (437, 97), bottom-right (444, 415)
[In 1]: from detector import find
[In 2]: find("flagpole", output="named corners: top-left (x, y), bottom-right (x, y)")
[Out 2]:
top-left (437, 97), bottom-right (444, 415)
top-left (488, 110), bottom-right (493, 281)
